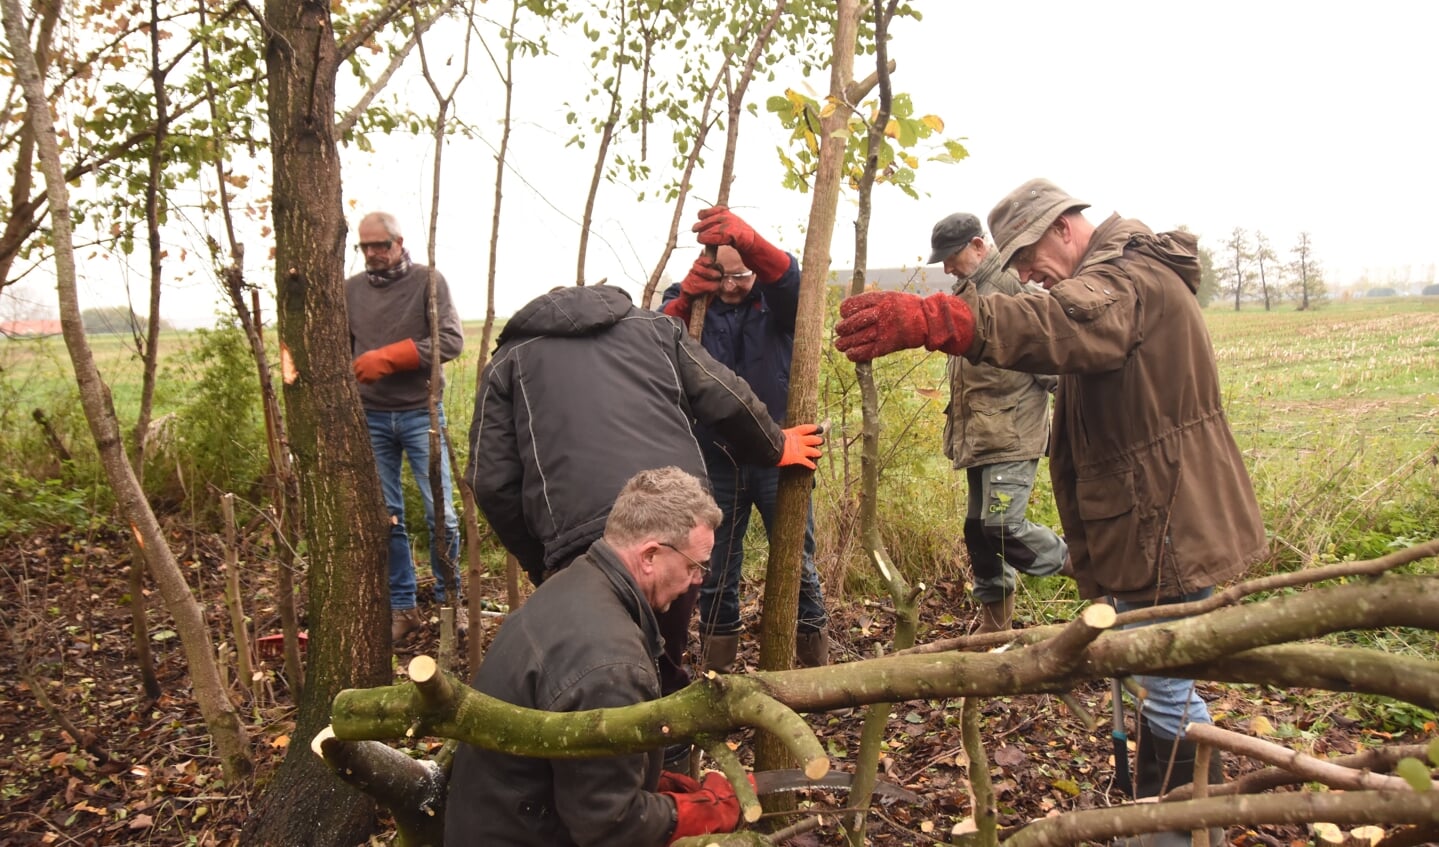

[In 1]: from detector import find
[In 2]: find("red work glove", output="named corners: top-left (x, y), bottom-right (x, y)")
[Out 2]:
top-left (353, 338), bottom-right (421, 383)
top-left (832, 291), bottom-right (975, 363)
top-left (693, 206), bottom-right (791, 284)
top-left (661, 258), bottom-right (722, 321)
top-left (778, 423), bottom-right (823, 470)
top-left (656, 770), bottom-right (701, 794)
top-left (663, 771), bottom-right (742, 844)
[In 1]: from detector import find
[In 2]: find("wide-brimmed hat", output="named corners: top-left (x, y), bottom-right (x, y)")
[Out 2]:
top-left (988, 179), bottom-right (1089, 269)
top-left (927, 212), bottom-right (983, 264)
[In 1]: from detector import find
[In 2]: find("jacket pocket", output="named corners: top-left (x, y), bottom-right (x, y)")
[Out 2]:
top-left (1075, 469), bottom-right (1152, 592)
top-left (965, 400), bottom-right (1020, 456)
top-left (1051, 278), bottom-right (1118, 323)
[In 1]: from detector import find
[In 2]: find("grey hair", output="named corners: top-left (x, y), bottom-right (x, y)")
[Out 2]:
top-left (605, 467), bottom-right (721, 548)
top-left (360, 211), bottom-right (403, 240)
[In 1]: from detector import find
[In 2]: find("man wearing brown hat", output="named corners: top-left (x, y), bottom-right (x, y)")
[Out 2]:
top-left (836, 179), bottom-right (1266, 845)
top-left (927, 212), bottom-right (1066, 634)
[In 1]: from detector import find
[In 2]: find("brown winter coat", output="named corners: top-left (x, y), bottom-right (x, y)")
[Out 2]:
top-left (943, 250), bottom-right (1056, 469)
top-left (961, 214), bottom-right (1267, 602)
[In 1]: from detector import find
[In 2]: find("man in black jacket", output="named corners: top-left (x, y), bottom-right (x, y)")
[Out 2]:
top-left (466, 284), bottom-right (822, 695)
top-left (445, 467), bottom-right (747, 846)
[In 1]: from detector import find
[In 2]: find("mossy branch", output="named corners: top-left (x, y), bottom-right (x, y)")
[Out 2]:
top-left (998, 788), bottom-right (1439, 847)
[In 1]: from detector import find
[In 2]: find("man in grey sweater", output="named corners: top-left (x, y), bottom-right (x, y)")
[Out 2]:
top-left (346, 211), bottom-right (465, 644)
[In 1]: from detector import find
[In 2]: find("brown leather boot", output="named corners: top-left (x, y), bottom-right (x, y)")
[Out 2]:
top-left (391, 607), bottom-right (425, 644)
top-left (699, 633), bottom-right (741, 674)
top-left (796, 629), bottom-right (830, 668)
top-left (975, 594), bottom-right (1015, 634)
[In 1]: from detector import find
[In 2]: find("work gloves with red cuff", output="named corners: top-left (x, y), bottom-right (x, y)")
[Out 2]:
top-left (778, 423), bottom-right (824, 470)
top-left (693, 206), bottom-right (791, 283)
top-left (353, 338), bottom-right (421, 383)
top-left (661, 771), bottom-right (743, 844)
top-left (832, 291), bottom-right (975, 363)
top-left (661, 257), bottom-right (724, 321)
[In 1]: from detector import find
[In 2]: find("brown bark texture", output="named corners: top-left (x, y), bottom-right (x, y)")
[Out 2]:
top-left (240, 0), bottom-right (395, 842)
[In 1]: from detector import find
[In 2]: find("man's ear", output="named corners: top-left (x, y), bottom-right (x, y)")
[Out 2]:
top-left (637, 541), bottom-right (660, 576)
top-left (1053, 215), bottom-right (1073, 244)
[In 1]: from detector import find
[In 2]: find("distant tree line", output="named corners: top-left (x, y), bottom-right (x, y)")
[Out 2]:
top-left (1199, 228), bottom-right (1329, 312)
top-left (80, 306), bottom-right (175, 335)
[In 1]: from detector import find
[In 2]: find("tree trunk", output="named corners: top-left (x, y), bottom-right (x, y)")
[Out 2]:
top-left (242, 0), bottom-right (393, 841)
top-left (754, 0), bottom-right (859, 783)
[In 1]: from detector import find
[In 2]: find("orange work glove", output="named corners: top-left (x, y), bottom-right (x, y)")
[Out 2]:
top-left (353, 338), bottom-right (421, 383)
top-left (663, 771), bottom-right (742, 844)
top-left (693, 206), bottom-right (790, 283)
top-left (832, 290), bottom-right (975, 363)
top-left (778, 423), bottom-right (824, 470)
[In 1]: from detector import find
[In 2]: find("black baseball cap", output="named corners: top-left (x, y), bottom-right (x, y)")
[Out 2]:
top-left (928, 213), bottom-right (984, 264)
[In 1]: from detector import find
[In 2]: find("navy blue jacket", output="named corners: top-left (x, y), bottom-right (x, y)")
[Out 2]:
top-left (661, 254), bottom-right (800, 458)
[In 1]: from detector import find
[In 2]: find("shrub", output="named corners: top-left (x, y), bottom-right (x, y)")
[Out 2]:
top-left (158, 322), bottom-right (269, 520)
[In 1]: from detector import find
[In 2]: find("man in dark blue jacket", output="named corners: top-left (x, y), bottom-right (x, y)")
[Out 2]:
top-left (661, 207), bottom-right (829, 672)
top-left (467, 284), bottom-right (822, 698)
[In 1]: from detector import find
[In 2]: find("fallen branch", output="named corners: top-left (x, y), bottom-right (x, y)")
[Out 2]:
top-left (312, 727), bottom-right (445, 845)
top-left (998, 789), bottom-right (1439, 847)
top-left (1182, 723), bottom-right (1434, 793)
top-left (1168, 743), bottom-right (1431, 800)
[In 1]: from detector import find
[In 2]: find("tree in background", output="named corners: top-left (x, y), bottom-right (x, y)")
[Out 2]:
top-left (78, 305), bottom-right (174, 335)
top-left (1287, 231), bottom-right (1329, 310)
top-left (1220, 226), bottom-right (1253, 311)
top-left (1253, 230), bottom-right (1277, 311)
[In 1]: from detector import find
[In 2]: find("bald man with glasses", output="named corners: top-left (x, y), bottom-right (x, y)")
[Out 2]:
top-left (660, 206), bottom-right (830, 675)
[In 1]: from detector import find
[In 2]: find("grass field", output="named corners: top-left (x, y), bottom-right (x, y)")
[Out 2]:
top-left (3, 297), bottom-right (1437, 569)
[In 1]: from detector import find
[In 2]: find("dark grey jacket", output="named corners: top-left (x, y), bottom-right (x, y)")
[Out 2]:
top-left (466, 285), bottom-right (783, 582)
top-left (444, 540), bottom-right (674, 846)
top-left (944, 250), bottom-right (1056, 469)
top-left (962, 215), bottom-right (1267, 602)
top-left (344, 262), bottom-right (464, 411)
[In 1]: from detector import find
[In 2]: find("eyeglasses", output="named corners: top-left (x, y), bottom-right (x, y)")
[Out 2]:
top-left (720, 271), bottom-right (755, 283)
top-left (659, 542), bottom-right (710, 578)
top-left (355, 240), bottom-right (393, 253)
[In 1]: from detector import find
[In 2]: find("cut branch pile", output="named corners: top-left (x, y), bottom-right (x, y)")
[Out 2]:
top-left (322, 540), bottom-right (1439, 845)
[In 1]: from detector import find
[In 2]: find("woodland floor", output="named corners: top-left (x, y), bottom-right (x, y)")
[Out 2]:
top-left (0, 528), bottom-right (1409, 846)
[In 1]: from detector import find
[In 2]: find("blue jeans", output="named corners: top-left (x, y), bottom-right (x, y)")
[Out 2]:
top-left (1115, 587), bottom-right (1215, 738)
top-left (698, 462), bottom-right (827, 636)
top-left (366, 406), bottom-right (462, 611)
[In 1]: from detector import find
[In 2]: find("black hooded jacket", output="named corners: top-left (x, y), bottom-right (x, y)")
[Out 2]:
top-left (466, 285), bottom-right (784, 582)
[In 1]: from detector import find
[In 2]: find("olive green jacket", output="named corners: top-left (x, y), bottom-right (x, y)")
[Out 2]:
top-left (943, 250), bottom-right (1056, 469)
top-left (961, 215), bottom-right (1267, 602)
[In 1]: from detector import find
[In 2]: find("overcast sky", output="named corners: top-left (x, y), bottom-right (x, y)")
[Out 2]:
top-left (24, 0), bottom-right (1439, 327)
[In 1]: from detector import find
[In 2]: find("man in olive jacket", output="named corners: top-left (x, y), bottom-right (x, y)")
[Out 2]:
top-left (835, 180), bottom-right (1266, 843)
top-left (445, 467), bottom-right (745, 846)
top-left (928, 212), bottom-right (1067, 633)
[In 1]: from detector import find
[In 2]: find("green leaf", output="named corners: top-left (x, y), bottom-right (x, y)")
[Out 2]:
top-left (1394, 757), bottom-right (1432, 791)
top-left (1429, 737), bottom-right (1439, 766)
